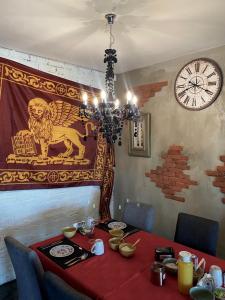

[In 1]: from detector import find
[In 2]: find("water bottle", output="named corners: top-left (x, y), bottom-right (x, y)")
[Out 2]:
top-left (178, 251), bottom-right (193, 295)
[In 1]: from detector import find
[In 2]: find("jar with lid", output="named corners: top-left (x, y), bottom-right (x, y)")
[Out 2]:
top-left (178, 251), bottom-right (193, 295)
top-left (151, 262), bottom-right (166, 286)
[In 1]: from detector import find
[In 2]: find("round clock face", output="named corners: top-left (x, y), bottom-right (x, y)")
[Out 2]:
top-left (174, 58), bottom-right (223, 110)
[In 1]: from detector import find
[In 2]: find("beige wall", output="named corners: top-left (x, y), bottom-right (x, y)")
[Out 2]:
top-left (114, 45), bottom-right (225, 258)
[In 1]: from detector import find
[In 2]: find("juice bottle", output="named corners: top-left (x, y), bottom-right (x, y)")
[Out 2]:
top-left (178, 251), bottom-right (193, 295)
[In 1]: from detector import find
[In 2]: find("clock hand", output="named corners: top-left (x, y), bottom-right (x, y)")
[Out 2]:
top-left (188, 81), bottom-right (212, 94)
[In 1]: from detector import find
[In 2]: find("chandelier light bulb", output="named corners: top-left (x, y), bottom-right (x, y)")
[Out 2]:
top-left (101, 90), bottom-right (106, 102)
top-left (126, 90), bottom-right (132, 104)
top-left (82, 92), bottom-right (88, 105)
top-left (132, 95), bottom-right (138, 106)
top-left (93, 97), bottom-right (99, 107)
top-left (115, 98), bottom-right (120, 109)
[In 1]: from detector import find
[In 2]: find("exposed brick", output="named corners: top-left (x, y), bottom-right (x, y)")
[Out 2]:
top-left (220, 156), bottom-right (225, 162)
top-left (213, 181), bottom-right (225, 188)
top-left (133, 81), bottom-right (168, 107)
top-left (217, 166), bottom-right (225, 172)
top-left (205, 170), bottom-right (218, 176)
top-left (170, 196), bottom-right (185, 202)
top-left (145, 145), bottom-right (198, 203)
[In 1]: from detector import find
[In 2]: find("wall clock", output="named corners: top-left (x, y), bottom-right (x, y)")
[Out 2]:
top-left (174, 58), bottom-right (223, 110)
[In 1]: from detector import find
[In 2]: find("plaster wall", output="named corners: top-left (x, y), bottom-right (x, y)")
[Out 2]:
top-left (114, 45), bottom-right (225, 259)
top-left (0, 47), bottom-right (104, 284)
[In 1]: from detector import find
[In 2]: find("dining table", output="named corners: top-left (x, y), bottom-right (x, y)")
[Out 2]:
top-left (30, 225), bottom-right (225, 300)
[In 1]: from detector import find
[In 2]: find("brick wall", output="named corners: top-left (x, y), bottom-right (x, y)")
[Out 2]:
top-left (145, 145), bottom-right (198, 202)
top-left (206, 155), bottom-right (225, 203)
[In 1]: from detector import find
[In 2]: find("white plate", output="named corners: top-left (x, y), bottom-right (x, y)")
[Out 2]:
top-left (108, 221), bottom-right (127, 230)
top-left (49, 244), bottom-right (74, 257)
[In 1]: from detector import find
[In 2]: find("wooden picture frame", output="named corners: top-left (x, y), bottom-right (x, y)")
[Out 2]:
top-left (128, 113), bottom-right (151, 157)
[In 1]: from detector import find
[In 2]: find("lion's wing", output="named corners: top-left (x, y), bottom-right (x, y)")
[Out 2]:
top-left (49, 100), bottom-right (82, 126)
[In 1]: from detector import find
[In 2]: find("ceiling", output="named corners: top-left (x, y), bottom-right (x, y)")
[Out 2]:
top-left (1, 0), bottom-right (225, 73)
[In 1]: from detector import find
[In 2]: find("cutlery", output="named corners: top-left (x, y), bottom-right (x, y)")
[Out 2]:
top-left (66, 253), bottom-right (88, 267)
top-left (40, 240), bottom-right (62, 250)
top-left (132, 238), bottom-right (141, 247)
top-left (125, 229), bottom-right (139, 236)
top-left (196, 258), bottom-right (206, 271)
top-left (121, 233), bottom-right (130, 240)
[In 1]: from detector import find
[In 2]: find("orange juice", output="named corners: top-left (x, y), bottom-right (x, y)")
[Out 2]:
top-left (178, 251), bottom-right (193, 295)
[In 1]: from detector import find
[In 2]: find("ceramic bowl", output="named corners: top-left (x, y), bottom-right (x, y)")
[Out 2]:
top-left (108, 237), bottom-right (122, 251)
top-left (109, 229), bottom-right (124, 238)
top-left (162, 258), bottom-right (178, 275)
top-left (189, 286), bottom-right (214, 300)
top-left (62, 226), bottom-right (77, 238)
top-left (214, 287), bottom-right (225, 300)
top-left (119, 242), bottom-right (136, 257)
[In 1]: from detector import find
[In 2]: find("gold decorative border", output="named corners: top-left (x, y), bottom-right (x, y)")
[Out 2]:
top-left (2, 64), bottom-right (99, 102)
top-left (0, 133), bottom-right (106, 185)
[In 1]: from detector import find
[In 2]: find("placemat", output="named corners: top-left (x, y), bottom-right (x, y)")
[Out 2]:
top-left (97, 219), bottom-right (140, 236)
top-left (38, 238), bottom-right (93, 269)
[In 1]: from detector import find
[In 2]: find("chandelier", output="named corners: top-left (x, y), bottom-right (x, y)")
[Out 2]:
top-left (79, 13), bottom-right (140, 145)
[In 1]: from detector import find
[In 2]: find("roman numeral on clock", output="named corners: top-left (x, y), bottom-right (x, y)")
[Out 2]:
top-left (205, 89), bottom-right (213, 95)
top-left (202, 65), bottom-right (208, 74)
top-left (178, 90), bottom-right (186, 98)
top-left (192, 98), bottom-right (196, 106)
top-left (208, 81), bottom-right (216, 86)
top-left (186, 67), bottom-right (192, 75)
top-left (183, 96), bottom-right (190, 105)
top-left (207, 71), bottom-right (216, 79)
top-left (177, 84), bottom-right (185, 88)
top-left (195, 62), bottom-right (200, 73)
top-left (201, 96), bottom-right (205, 103)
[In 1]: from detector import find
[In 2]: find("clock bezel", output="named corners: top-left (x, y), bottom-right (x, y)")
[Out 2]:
top-left (174, 57), bottom-right (223, 111)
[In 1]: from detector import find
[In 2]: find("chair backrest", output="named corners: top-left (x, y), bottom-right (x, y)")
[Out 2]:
top-left (122, 202), bottom-right (155, 233)
top-left (4, 236), bottom-right (45, 300)
top-left (43, 271), bottom-right (92, 300)
top-left (174, 213), bottom-right (219, 256)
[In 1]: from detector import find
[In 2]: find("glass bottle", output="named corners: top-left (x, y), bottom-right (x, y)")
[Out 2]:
top-left (178, 251), bottom-right (193, 295)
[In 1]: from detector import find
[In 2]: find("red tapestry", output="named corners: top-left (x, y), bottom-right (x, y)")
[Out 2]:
top-left (0, 57), bottom-right (113, 217)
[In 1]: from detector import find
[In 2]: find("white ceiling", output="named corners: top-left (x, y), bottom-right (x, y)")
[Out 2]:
top-left (1, 0), bottom-right (225, 73)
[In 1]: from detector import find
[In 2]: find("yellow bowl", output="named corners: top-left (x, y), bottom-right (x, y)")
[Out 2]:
top-left (108, 237), bottom-right (122, 251)
top-left (109, 229), bottom-right (124, 238)
top-left (62, 227), bottom-right (77, 238)
top-left (119, 242), bottom-right (136, 257)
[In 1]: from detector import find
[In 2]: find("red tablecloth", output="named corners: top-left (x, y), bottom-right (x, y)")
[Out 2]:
top-left (31, 228), bottom-right (225, 300)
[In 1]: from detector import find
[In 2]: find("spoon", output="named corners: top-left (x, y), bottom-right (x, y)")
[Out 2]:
top-left (121, 233), bottom-right (130, 240)
top-left (196, 258), bottom-right (206, 272)
top-left (65, 253), bottom-right (88, 265)
top-left (132, 238), bottom-right (141, 247)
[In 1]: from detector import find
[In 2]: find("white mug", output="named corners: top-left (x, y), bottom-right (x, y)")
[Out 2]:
top-left (91, 239), bottom-right (104, 255)
top-left (209, 265), bottom-right (223, 288)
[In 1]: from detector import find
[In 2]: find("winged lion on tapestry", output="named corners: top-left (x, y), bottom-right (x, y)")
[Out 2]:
top-left (24, 97), bottom-right (94, 159)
